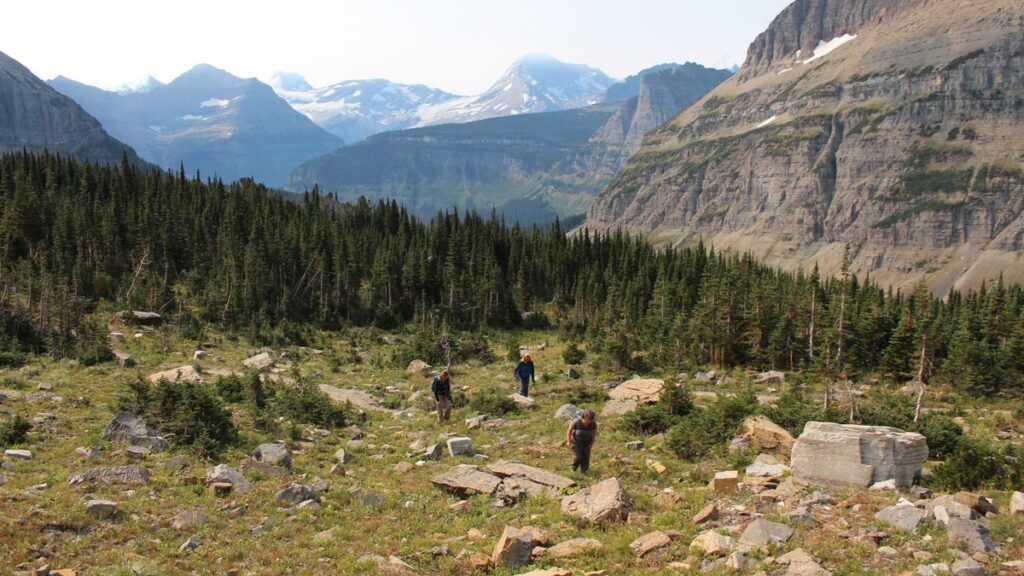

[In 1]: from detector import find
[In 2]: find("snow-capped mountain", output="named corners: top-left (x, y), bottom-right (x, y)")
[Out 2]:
top-left (268, 72), bottom-right (459, 144)
top-left (415, 54), bottom-right (616, 127)
top-left (112, 75), bottom-right (165, 95)
top-left (50, 64), bottom-right (342, 186)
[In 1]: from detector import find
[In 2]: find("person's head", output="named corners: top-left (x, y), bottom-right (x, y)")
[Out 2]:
top-left (580, 409), bottom-right (595, 424)
top-left (523, 354), bottom-right (531, 363)
top-left (440, 370), bottom-right (449, 379)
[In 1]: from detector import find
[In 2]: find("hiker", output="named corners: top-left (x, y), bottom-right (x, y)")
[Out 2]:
top-left (566, 409), bottom-right (597, 473)
top-left (513, 354), bottom-right (535, 397)
top-left (431, 369), bottom-right (453, 423)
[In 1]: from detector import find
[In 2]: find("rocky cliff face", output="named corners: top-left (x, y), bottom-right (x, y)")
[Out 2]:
top-left (288, 63), bottom-right (730, 223)
top-left (587, 0), bottom-right (1024, 294)
top-left (0, 51), bottom-right (143, 165)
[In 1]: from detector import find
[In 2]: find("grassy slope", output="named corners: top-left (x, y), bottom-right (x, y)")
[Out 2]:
top-left (0, 326), bottom-right (1021, 575)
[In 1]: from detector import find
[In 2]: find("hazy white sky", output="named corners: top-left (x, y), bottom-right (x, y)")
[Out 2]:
top-left (2, 0), bottom-right (791, 94)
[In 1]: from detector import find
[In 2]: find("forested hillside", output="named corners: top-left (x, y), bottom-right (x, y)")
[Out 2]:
top-left (1, 151), bottom-right (1021, 396)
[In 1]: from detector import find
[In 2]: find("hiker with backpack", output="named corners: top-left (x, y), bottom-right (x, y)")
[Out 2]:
top-left (431, 369), bottom-right (453, 423)
top-left (513, 354), bottom-right (535, 397)
top-left (566, 409), bottom-right (598, 473)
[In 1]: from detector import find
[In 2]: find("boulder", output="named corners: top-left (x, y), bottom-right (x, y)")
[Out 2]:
top-left (560, 477), bottom-right (630, 524)
top-left (148, 365), bottom-right (203, 384)
top-left (690, 529), bottom-right (734, 556)
top-left (741, 415), bottom-right (796, 457)
top-left (205, 464), bottom-right (247, 486)
top-left (693, 503), bottom-right (719, 524)
top-left (629, 531), bottom-right (671, 557)
top-left (485, 460), bottom-right (575, 494)
top-left (252, 443), bottom-right (291, 469)
top-left (100, 412), bottom-right (167, 451)
top-left (746, 453), bottom-right (790, 478)
top-left (738, 518), bottom-right (794, 547)
top-left (69, 465), bottom-right (149, 485)
top-left (778, 548), bottom-right (831, 576)
top-left (4, 449), bottom-right (32, 460)
top-left (544, 538), bottom-right (603, 559)
top-left (600, 398), bottom-right (638, 417)
top-left (875, 503), bottom-right (927, 533)
top-left (113, 350), bottom-right (135, 367)
top-left (946, 517), bottom-right (996, 553)
top-left (1011, 491), bottom-right (1024, 515)
top-left (406, 359), bottom-right (432, 374)
top-left (790, 422), bottom-right (928, 488)
top-left (178, 534), bottom-right (202, 553)
top-left (334, 448), bottom-right (353, 464)
top-left (85, 499), bottom-right (118, 519)
top-left (318, 385), bottom-right (392, 414)
top-left (239, 458), bottom-right (290, 480)
top-left (276, 483), bottom-right (320, 505)
top-left (422, 444), bottom-right (443, 461)
top-left (242, 352), bottom-right (275, 371)
top-left (710, 470), bottom-right (739, 494)
top-left (431, 465), bottom-right (503, 496)
top-left (492, 526), bottom-right (535, 569)
top-left (950, 558), bottom-right (987, 576)
top-left (754, 370), bottom-right (785, 385)
top-left (554, 404), bottom-right (582, 421)
top-left (447, 436), bottom-right (475, 457)
top-left (172, 510), bottom-right (209, 530)
top-left (608, 378), bottom-right (664, 404)
top-left (508, 393), bottom-right (536, 410)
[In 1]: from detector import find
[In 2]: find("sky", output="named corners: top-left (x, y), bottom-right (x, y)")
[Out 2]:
top-left (1, 0), bottom-right (791, 95)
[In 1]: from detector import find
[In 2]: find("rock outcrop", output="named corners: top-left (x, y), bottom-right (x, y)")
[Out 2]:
top-left (790, 422), bottom-right (928, 487)
top-left (587, 0), bottom-right (1024, 294)
top-left (560, 477), bottom-right (631, 524)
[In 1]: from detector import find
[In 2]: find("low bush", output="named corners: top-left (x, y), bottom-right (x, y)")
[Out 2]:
top-left (564, 384), bottom-right (607, 406)
top-left (933, 436), bottom-right (1024, 491)
top-left (121, 377), bottom-right (238, 456)
top-left (621, 384), bottom-right (695, 436)
top-left (214, 374), bottom-right (247, 403)
top-left (0, 351), bottom-right (27, 368)
top-left (469, 387), bottom-right (518, 416)
top-left (666, 389), bottom-right (759, 460)
top-left (562, 344), bottom-right (586, 365)
top-left (0, 414), bottom-right (31, 447)
top-left (273, 380), bottom-right (349, 429)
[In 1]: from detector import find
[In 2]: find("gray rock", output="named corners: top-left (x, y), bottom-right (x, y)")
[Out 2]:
top-left (946, 517), bottom-right (996, 553)
top-left (626, 440), bottom-right (645, 450)
top-left (205, 464), bottom-right (247, 486)
top-left (560, 476), bottom-right (631, 524)
top-left (754, 370), bottom-right (785, 385)
top-left (790, 422), bottom-right (928, 488)
top-left (554, 403), bottom-right (582, 421)
top-left (738, 518), bottom-right (794, 547)
top-left (950, 558), bottom-right (986, 576)
top-left (422, 443), bottom-right (443, 461)
top-left (507, 393), bottom-right (536, 410)
top-left (100, 412), bottom-right (167, 451)
top-left (876, 503), bottom-right (928, 533)
top-left (126, 445), bottom-right (151, 458)
top-left (276, 483), bottom-right (320, 505)
top-left (567, 367), bottom-right (580, 379)
top-left (242, 351), bottom-right (275, 371)
top-left (172, 510), bottom-right (210, 530)
top-left (178, 534), bottom-right (202, 553)
top-left (1011, 491), bottom-right (1024, 515)
top-left (334, 448), bottom-right (353, 464)
top-left (75, 446), bottom-right (101, 458)
top-left (253, 443), bottom-right (291, 469)
top-left (161, 455), bottom-right (189, 472)
top-left (447, 436), bottom-right (474, 457)
top-left (431, 465), bottom-right (503, 496)
top-left (113, 350), bottom-right (134, 367)
top-left (69, 465), bottom-right (149, 485)
top-left (85, 499), bottom-right (118, 519)
top-left (4, 449), bottom-right (32, 460)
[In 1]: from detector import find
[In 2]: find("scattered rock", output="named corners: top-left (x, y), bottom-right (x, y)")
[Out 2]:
top-left (100, 412), bottom-right (167, 451)
top-left (950, 558), bottom-right (987, 576)
top-left (206, 464), bottom-right (247, 486)
top-left (630, 531), bottom-right (671, 557)
top-left (431, 465), bottom-right (502, 496)
top-left (318, 384), bottom-right (394, 414)
top-left (876, 546), bottom-right (900, 559)
top-left (447, 436), bottom-right (475, 457)
top-left (75, 447), bottom-right (101, 459)
top-left (126, 446), bottom-right (151, 459)
top-left (625, 440), bottom-right (644, 450)
top-left (875, 502), bottom-right (928, 533)
top-left (608, 378), bottom-right (664, 404)
top-left (406, 359), bottom-right (432, 374)
top-left (790, 422), bottom-right (928, 488)
top-left (455, 549), bottom-right (493, 570)
top-left (870, 479), bottom-right (898, 491)
top-left (566, 367), bottom-right (580, 379)
top-left (178, 534), bottom-right (201, 553)
top-left (778, 548), bottom-right (831, 576)
top-left (334, 448), bottom-right (353, 464)
top-left (422, 443), bottom-right (443, 461)
top-left (600, 398), bottom-right (638, 417)
top-left (648, 460), bottom-right (667, 474)
top-left (192, 350), bottom-right (207, 360)
top-left (754, 370), bottom-right (785, 385)
top-left (69, 465), bottom-right (149, 486)
top-left (946, 517), bottom-right (996, 553)
top-left (741, 415), bottom-right (796, 457)
top-left (113, 350), bottom-right (134, 367)
top-left (4, 449), bottom-right (32, 460)
top-left (276, 483), bottom-right (320, 505)
top-left (448, 500), bottom-right (470, 513)
top-left (710, 470), bottom-right (739, 494)
top-left (514, 569), bottom-right (571, 576)
top-left (1011, 491), bottom-right (1024, 515)
top-left (554, 404), bottom-right (582, 421)
top-left (252, 443), bottom-right (291, 469)
top-left (746, 453), bottom-right (790, 478)
top-left (239, 457), bottom-right (290, 480)
top-left (508, 393), bottom-right (536, 410)
top-left (120, 310), bottom-right (162, 325)
top-left (492, 526), bottom-right (536, 569)
top-left (693, 503), bottom-right (719, 524)
top-left (485, 460), bottom-right (575, 495)
top-left (85, 499), bottom-right (117, 519)
top-left (148, 365), bottom-right (204, 384)
top-left (739, 518), bottom-right (794, 547)
top-left (690, 529), bottom-right (735, 556)
top-left (172, 510), bottom-right (209, 530)
top-left (544, 538), bottom-right (603, 559)
top-left (560, 477), bottom-right (631, 524)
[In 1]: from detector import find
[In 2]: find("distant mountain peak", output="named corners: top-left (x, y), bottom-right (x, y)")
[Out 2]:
top-left (113, 75), bottom-right (164, 94)
top-left (269, 71), bottom-right (313, 93)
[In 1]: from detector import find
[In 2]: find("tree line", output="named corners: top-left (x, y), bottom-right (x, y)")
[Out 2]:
top-left (0, 151), bottom-right (1021, 397)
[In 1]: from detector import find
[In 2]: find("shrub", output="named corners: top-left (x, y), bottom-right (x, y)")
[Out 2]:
top-left (620, 384), bottom-right (694, 435)
top-left (274, 380), bottom-right (349, 429)
top-left (0, 351), bottom-right (27, 368)
top-left (913, 415), bottom-right (963, 459)
top-left (665, 389), bottom-right (759, 460)
top-left (562, 344), bottom-right (586, 365)
top-left (504, 337), bottom-right (521, 362)
top-left (761, 384), bottom-right (819, 436)
top-left (0, 414), bottom-right (31, 447)
top-left (74, 319), bottom-right (114, 366)
top-left (933, 437), bottom-right (1024, 491)
top-left (565, 384), bottom-right (608, 406)
top-left (126, 377), bottom-right (238, 456)
top-left (469, 388), bottom-right (518, 416)
top-left (214, 374), bottom-right (247, 404)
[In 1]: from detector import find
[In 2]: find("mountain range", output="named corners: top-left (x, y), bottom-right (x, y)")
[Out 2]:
top-left (287, 62), bottom-right (731, 222)
top-left (586, 0), bottom-right (1024, 294)
top-left (49, 65), bottom-right (342, 186)
top-left (0, 50), bottom-right (143, 165)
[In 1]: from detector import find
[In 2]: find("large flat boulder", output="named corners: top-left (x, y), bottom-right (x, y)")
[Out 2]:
top-left (601, 398), bottom-right (638, 417)
top-left (485, 460), bottom-right (576, 492)
top-left (148, 365), bottom-right (203, 384)
top-left (319, 384), bottom-right (393, 414)
top-left (242, 352), bottom-right (275, 371)
top-left (790, 422), bottom-right (928, 488)
top-left (543, 538), bottom-right (603, 559)
top-left (69, 465), bottom-right (149, 485)
top-left (431, 465), bottom-right (503, 496)
top-left (608, 378), bottom-right (664, 404)
top-left (560, 477), bottom-right (630, 524)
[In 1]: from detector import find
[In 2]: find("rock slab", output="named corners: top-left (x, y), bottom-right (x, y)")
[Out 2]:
top-left (100, 412), bottom-right (167, 451)
top-left (560, 477), bottom-right (630, 524)
top-left (790, 422), bottom-right (928, 488)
